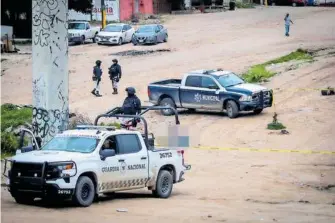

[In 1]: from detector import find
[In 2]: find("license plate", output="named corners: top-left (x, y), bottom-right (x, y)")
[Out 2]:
top-left (139, 40), bottom-right (144, 43)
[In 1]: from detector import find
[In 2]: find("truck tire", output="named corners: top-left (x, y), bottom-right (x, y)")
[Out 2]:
top-left (152, 170), bottom-right (173, 198)
top-left (93, 33), bottom-right (97, 43)
top-left (159, 98), bottom-right (176, 116)
top-left (73, 176), bottom-right (95, 207)
top-left (14, 194), bottom-right (35, 205)
top-left (253, 108), bottom-right (263, 115)
top-left (226, 100), bottom-right (239, 118)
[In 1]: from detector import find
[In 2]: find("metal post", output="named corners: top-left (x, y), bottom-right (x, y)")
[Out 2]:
top-left (101, 0), bottom-right (106, 28)
top-left (32, 0), bottom-right (69, 145)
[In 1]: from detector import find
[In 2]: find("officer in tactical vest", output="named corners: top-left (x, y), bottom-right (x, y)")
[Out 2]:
top-left (91, 60), bottom-right (103, 97)
top-left (118, 87), bottom-right (142, 129)
top-left (108, 59), bottom-right (122, 95)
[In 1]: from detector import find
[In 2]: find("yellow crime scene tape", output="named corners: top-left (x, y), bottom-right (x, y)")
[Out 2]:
top-left (155, 144), bottom-right (335, 155)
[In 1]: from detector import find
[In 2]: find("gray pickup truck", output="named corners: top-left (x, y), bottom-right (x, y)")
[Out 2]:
top-left (147, 69), bottom-right (273, 118)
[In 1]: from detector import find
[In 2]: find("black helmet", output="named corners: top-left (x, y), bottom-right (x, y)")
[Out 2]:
top-left (96, 60), bottom-right (102, 65)
top-left (125, 87), bottom-right (136, 95)
top-left (112, 59), bottom-right (118, 63)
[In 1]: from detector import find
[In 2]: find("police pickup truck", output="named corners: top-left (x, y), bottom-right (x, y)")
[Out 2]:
top-left (3, 106), bottom-right (191, 207)
top-left (148, 69), bottom-right (273, 118)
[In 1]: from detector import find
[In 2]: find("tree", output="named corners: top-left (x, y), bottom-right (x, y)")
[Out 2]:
top-left (1, 0), bottom-right (93, 38)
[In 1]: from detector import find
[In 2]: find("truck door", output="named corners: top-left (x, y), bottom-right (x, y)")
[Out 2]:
top-left (179, 75), bottom-right (202, 109)
top-left (115, 133), bottom-right (149, 190)
top-left (198, 76), bottom-right (222, 110)
top-left (99, 136), bottom-right (122, 192)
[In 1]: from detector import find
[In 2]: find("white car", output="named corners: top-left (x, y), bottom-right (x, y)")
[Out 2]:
top-left (95, 23), bottom-right (135, 45)
top-left (3, 107), bottom-right (191, 207)
top-left (68, 21), bottom-right (100, 44)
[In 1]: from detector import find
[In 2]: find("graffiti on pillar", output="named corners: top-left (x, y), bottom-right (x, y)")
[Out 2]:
top-left (32, 0), bottom-right (69, 142)
top-left (32, 107), bottom-right (69, 138)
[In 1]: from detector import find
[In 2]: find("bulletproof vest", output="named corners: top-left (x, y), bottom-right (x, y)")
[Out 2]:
top-left (109, 65), bottom-right (118, 75)
top-left (123, 97), bottom-right (139, 115)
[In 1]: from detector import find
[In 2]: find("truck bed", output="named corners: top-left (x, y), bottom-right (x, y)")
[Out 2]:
top-left (150, 79), bottom-right (182, 87)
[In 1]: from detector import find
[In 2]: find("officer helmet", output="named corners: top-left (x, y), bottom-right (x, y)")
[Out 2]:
top-left (112, 59), bottom-right (118, 63)
top-left (96, 60), bottom-right (102, 65)
top-left (125, 87), bottom-right (136, 95)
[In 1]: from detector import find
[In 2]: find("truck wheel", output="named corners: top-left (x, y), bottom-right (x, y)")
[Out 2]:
top-left (73, 176), bottom-right (95, 207)
top-left (14, 194), bottom-right (35, 205)
top-left (118, 38), bottom-right (122, 45)
top-left (159, 98), bottom-right (176, 116)
top-left (253, 108), bottom-right (263, 115)
top-left (226, 100), bottom-right (239, 118)
top-left (152, 170), bottom-right (173, 198)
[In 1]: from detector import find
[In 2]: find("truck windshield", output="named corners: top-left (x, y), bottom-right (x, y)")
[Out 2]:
top-left (215, 73), bottom-right (245, 88)
top-left (68, 23), bottom-right (86, 30)
top-left (41, 136), bottom-right (98, 153)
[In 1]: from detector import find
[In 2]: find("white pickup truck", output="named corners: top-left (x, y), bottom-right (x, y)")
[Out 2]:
top-left (3, 106), bottom-right (191, 207)
top-left (68, 21), bottom-right (100, 44)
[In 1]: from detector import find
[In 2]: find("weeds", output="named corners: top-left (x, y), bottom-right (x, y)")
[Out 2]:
top-left (242, 49), bottom-right (313, 83)
top-left (1, 104), bottom-right (32, 132)
top-left (267, 113), bottom-right (286, 130)
top-left (235, 2), bottom-right (256, 8)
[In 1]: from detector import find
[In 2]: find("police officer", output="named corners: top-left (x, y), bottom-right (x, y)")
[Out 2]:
top-left (119, 87), bottom-right (141, 128)
top-left (108, 59), bottom-right (122, 94)
top-left (91, 60), bottom-right (103, 97)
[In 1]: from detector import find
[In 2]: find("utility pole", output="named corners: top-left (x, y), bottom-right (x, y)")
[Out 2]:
top-left (32, 0), bottom-right (69, 145)
top-left (101, 0), bottom-right (107, 29)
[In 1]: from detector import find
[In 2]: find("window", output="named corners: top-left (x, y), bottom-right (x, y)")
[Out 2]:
top-left (215, 73), bottom-right (244, 88)
top-left (42, 136), bottom-right (99, 153)
top-left (86, 23), bottom-right (90, 30)
top-left (185, 76), bottom-right (201, 87)
top-left (127, 25), bottom-right (132, 30)
top-left (116, 134), bottom-right (141, 154)
top-left (201, 76), bottom-right (218, 89)
top-left (158, 25), bottom-right (163, 30)
top-left (122, 25), bottom-right (126, 31)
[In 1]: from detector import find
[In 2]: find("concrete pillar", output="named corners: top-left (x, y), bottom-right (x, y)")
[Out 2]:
top-left (32, 0), bottom-right (69, 145)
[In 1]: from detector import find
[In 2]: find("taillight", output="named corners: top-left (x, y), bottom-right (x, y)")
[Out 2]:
top-left (178, 150), bottom-right (185, 165)
top-left (147, 87), bottom-right (150, 98)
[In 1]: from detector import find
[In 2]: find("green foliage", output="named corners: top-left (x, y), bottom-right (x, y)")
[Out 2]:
top-left (267, 122), bottom-right (286, 130)
top-left (100, 122), bottom-right (121, 129)
top-left (1, 104), bottom-right (32, 132)
top-left (1, 104), bottom-right (32, 156)
top-left (242, 49), bottom-right (313, 83)
top-left (235, 2), bottom-right (256, 8)
top-left (1, 132), bottom-right (19, 155)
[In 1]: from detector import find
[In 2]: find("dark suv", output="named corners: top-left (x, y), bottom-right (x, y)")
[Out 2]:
top-left (269, 0), bottom-right (307, 6)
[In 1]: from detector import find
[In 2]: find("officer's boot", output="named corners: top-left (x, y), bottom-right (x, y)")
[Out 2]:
top-left (115, 88), bottom-right (118, 94)
top-left (96, 91), bottom-right (102, 97)
top-left (112, 88), bottom-right (117, 94)
top-left (91, 89), bottom-right (96, 95)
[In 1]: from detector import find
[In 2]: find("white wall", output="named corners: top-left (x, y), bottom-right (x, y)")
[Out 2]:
top-left (68, 0), bottom-right (120, 22)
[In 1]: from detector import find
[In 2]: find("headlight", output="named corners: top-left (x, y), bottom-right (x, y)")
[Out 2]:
top-left (47, 162), bottom-right (77, 179)
top-left (239, 95), bottom-right (252, 102)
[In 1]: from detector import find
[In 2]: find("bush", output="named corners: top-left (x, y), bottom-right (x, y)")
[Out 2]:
top-left (1, 132), bottom-right (19, 155)
top-left (267, 122), bottom-right (286, 130)
top-left (1, 104), bottom-right (33, 157)
top-left (235, 2), bottom-right (256, 8)
top-left (1, 103), bottom-right (32, 132)
top-left (242, 49), bottom-right (314, 83)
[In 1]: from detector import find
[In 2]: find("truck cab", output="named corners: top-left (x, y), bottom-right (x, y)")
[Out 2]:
top-left (3, 106), bottom-right (191, 207)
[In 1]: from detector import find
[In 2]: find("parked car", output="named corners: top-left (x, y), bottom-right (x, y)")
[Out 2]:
top-left (68, 21), bottom-right (100, 44)
top-left (95, 23), bottom-right (135, 45)
top-left (2, 106), bottom-right (191, 207)
top-left (132, 24), bottom-right (168, 45)
top-left (269, 0), bottom-right (307, 6)
top-left (147, 69), bottom-right (273, 119)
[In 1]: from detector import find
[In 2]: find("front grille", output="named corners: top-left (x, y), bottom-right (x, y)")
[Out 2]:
top-left (11, 162), bottom-right (44, 178)
top-left (253, 90), bottom-right (272, 107)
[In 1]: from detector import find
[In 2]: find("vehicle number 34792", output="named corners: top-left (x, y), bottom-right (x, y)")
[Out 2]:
top-left (58, 189), bottom-right (72, 195)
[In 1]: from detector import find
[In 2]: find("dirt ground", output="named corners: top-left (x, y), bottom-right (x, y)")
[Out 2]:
top-left (1, 6), bottom-right (335, 223)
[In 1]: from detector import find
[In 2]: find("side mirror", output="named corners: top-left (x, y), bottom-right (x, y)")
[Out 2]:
top-left (100, 149), bottom-right (116, 161)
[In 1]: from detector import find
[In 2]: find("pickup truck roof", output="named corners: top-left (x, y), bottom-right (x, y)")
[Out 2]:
top-left (188, 69), bottom-right (234, 76)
